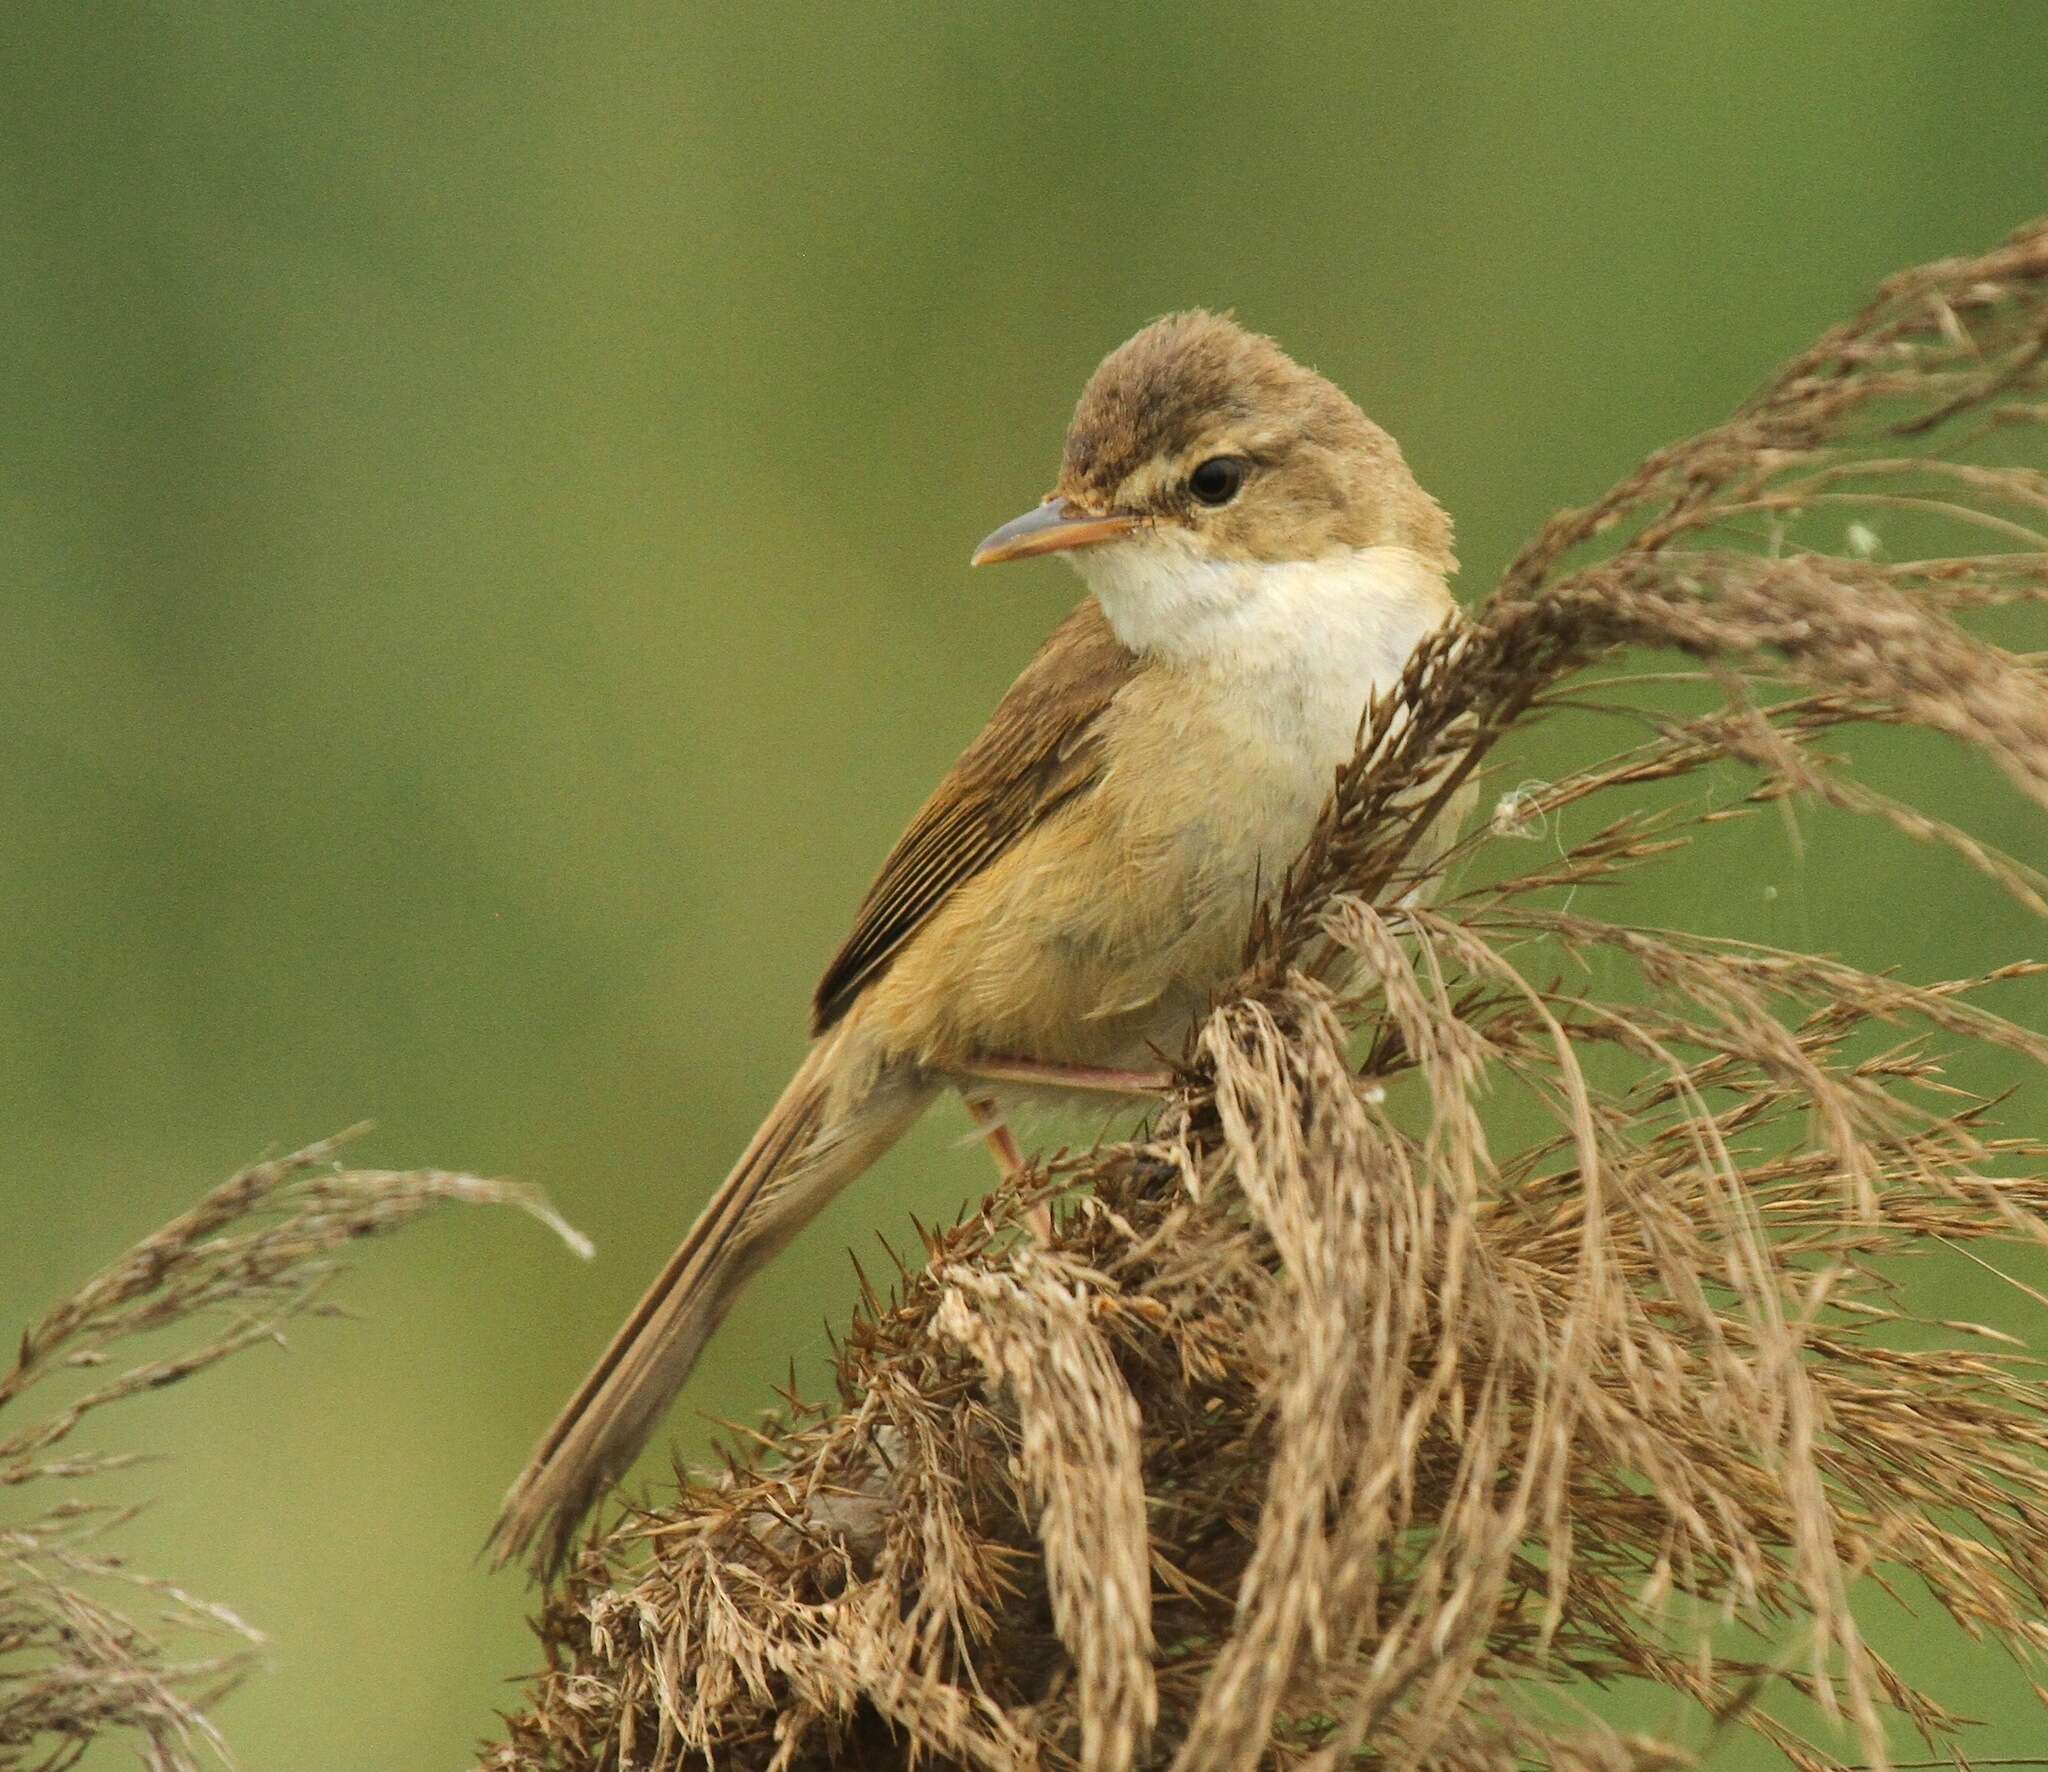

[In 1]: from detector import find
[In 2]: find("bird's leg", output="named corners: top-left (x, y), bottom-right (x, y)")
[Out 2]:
top-left (954, 1056), bottom-right (1174, 1097)
top-left (963, 1093), bottom-right (1025, 1179)
top-left (962, 1093), bottom-right (1055, 1241)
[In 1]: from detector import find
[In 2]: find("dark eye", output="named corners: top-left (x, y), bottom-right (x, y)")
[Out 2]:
top-left (1187, 455), bottom-right (1249, 507)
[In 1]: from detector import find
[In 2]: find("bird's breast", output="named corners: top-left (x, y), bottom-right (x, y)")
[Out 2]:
top-left (863, 552), bottom-right (1458, 1071)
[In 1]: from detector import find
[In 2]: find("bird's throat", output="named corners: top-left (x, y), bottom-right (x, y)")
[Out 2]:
top-left (1075, 539), bottom-right (1455, 686)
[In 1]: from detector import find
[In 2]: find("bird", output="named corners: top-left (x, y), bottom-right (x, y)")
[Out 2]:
top-left (490, 309), bottom-right (1467, 1575)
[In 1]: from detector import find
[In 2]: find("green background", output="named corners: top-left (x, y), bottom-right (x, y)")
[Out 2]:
top-left (3, 4), bottom-right (2045, 1765)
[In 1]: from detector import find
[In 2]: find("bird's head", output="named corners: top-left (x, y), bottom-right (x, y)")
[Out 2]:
top-left (972, 311), bottom-right (1453, 605)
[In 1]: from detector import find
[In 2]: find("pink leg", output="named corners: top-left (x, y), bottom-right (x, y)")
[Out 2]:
top-left (962, 1094), bottom-right (1055, 1241)
top-left (954, 1056), bottom-right (1174, 1097)
top-left (963, 1094), bottom-right (1025, 1179)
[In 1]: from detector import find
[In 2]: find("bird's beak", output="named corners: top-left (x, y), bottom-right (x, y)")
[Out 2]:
top-left (971, 496), bottom-right (1141, 567)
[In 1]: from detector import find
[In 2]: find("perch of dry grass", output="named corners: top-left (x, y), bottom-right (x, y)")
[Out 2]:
top-left (483, 220), bottom-right (2048, 1772)
top-left (0, 1129), bottom-right (584, 1772)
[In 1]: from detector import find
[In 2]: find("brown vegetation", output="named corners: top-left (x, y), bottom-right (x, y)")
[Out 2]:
top-left (0, 1130), bottom-right (583, 1771)
top-left (485, 222), bottom-right (2048, 1771)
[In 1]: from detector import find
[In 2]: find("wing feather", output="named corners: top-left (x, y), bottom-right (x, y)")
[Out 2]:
top-left (811, 599), bottom-right (1134, 1034)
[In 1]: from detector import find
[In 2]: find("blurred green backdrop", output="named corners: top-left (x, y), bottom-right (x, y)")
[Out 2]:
top-left (3, 4), bottom-right (2046, 1766)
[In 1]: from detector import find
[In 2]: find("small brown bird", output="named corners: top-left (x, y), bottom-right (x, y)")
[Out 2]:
top-left (491, 311), bottom-right (1465, 1573)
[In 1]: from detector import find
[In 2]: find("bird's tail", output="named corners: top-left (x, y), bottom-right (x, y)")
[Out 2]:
top-left (489, 1032), bottom-right (928, 1576)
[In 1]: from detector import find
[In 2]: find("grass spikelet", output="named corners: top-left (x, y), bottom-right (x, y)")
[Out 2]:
top-left (0, 1129), bottom-right (582, 1771)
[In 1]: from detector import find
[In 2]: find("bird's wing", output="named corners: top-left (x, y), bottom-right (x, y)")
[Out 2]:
top-left (811, 598), bottom-right (1136, 1034)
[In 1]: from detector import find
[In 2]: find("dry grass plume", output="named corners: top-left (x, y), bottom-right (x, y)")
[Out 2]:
top-left (0, 1129), bottom-right (584, 1771)
top-left (480, 219), bottom-right (2048, 1772)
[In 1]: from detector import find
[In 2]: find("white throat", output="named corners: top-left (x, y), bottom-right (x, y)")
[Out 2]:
top-left (1073, 534), bottom-right (1453, 685)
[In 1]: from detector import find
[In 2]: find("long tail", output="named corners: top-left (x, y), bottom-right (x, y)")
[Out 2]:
top-left (489, 1033), bottom-right (928, 1576)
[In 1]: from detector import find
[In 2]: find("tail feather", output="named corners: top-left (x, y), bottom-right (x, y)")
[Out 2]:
top-left (489, 1036), bottom-right (925, 1576)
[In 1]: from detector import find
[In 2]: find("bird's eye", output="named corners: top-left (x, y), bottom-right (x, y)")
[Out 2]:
top-left (1187, 455), bottom-right (1249, 507)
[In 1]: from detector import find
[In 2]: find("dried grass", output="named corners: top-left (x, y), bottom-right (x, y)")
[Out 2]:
top-left (486, 221), bottom-right (2048, 1771)
top-left (0, 1128), bottom-right (584, 1771)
